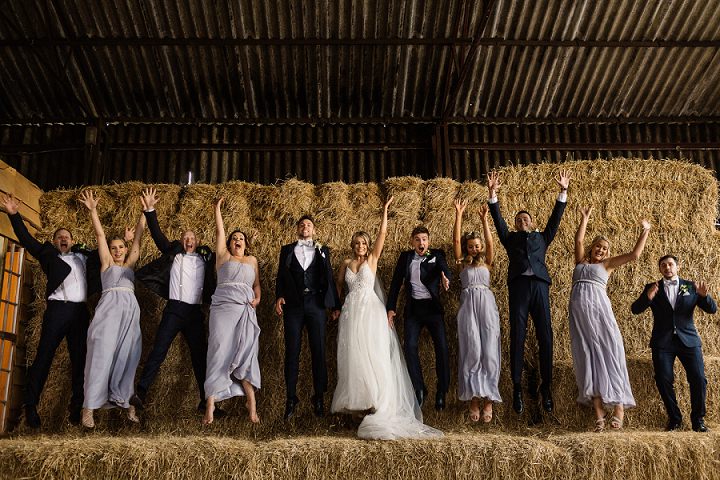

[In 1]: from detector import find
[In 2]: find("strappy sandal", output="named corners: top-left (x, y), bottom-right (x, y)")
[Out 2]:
top-left (481, 402), bottom-right (493, 424)
top-left (594, 417), bottom-right (606, 432)
top-left (469, 398), bottom-right (481, 422)
top-left (81, 408), bottom-right (95, 429)
top-left (609, 415), bottom-right (623, 430)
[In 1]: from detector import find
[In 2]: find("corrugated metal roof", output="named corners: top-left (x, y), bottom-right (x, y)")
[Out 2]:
top-left (1, 0), bottom-right (719, 124)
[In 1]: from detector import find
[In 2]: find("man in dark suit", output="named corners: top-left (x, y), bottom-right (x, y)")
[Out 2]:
top-left (487, 170), bottom-right (570, 414)
top-left (1, 193), bottom-right (93, 428)
top-left (275, 215), bottom-right (340, 420)
top-left (631, 254), bottom-right (717, 432)
top-left (133, 188), bottom-right (219, 416)
top-left (386, 226), bottom-right (452, 410)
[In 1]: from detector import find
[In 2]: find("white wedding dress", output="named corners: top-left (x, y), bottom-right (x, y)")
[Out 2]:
top-left (331, 262), bottom-right (443, 440)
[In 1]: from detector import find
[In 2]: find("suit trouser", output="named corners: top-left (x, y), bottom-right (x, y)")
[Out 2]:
top-left (508, 276), bottom-right (553, 388)
top-left (652, 337), bottom-right (707, 426)
top-left (404, 299), bottom-right (450, 395)
top-left (25, 300), bottom-right (89, 408)
top-left (283, 294), bottom-right (327, 399)
top-left (137, 300), bottom-right (207, 402)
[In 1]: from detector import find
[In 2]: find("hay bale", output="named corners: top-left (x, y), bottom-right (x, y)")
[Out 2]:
top-left (18, 159), bottom-right (720, 437)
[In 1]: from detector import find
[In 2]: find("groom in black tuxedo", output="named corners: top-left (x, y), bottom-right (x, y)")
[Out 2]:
top-left (386, 226), bottom-right (452, 410)
top-left (487, 170), bottom-right (570, 414)
top-left (631, 255), bottom-right (717, 432)
top-left (133, 188), bottom-right (218, 415)
top-left (275, 215), bottom-right (340, 420)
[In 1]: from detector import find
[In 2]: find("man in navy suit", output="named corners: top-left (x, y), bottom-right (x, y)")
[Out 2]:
top-left (487, 170), bottom-right (570, 414)
top-left (631, 255), bottom-right (717, 432)
top-left (386, 226), bottom-right (452, 410)
top-left (275, 215), bottom-right (340, 420)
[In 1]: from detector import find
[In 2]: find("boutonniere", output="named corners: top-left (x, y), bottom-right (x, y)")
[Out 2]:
top-left (679, 284), bottom-right (691, 296)
top-left (196, 245), bottom-right (212, 262)
top-left (314, 241), bottom-right (326, 258)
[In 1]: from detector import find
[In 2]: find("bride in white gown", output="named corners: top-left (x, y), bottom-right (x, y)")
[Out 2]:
top-left (331, 197), bottom-right (442, 440)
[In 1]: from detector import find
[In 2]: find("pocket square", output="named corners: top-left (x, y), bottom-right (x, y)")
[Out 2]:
top-left (428, 257), bottom-right (436, 264)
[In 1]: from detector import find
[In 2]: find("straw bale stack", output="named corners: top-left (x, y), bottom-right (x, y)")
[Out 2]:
top-left (17, 158), bottom-right (720, 438)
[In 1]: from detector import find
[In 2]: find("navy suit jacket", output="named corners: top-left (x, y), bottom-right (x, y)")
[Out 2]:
top-left (135, 210), bottom-right (216, 304)
top-left (8, 212), bottom-right (98, 298)
top-left (631, 278), bottom-right (717, 348)
top-left (488, 199), bottom-right (566, 285)
top-left (386, 248), bottom-right (452, 313)
top-left (275, 242), bottom-right (340, 310)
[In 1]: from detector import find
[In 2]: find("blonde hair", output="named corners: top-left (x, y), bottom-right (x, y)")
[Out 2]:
top-left (586, 235), bottom-right (611, 261)
top-left (462, 231), bottom-right (485, 266)
top-left (350, 231), bottom-right (372, 255)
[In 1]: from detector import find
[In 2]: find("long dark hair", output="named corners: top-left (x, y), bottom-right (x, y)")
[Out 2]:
top-left (226, 230), bottom-right (251, 255)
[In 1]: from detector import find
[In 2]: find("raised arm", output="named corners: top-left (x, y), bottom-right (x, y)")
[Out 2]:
top-left (486, 171), bottom-right (510, 244)
top-left (605, 220), bottom-right (651, 271)
top-left (369, 196), bottom-right (394, 268)
top-left (80, 190), bottom-right (112, 269)
top-left (480, 204), bottom-right (494, 267)
top-left (141, 187), bottom-right (172, 253)
top-left (214, 197), bottom-right (228, 266)
top-left (125, 211), bottom-right (146, 268)
top-left (574, 206), bottom-right (591, 264)
top-left (453, 199), bottom-right (467, 267)
top-left (542, 169), bottom-right (571, 245)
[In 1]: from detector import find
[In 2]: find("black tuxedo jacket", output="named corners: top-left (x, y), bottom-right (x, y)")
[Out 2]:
top-left (135, 210), bottom-right (216, 304)
top-left (8, 212), bottom-right (98, 299)
top-left (489, 199), bottom-right (566, 285)
top-left (631, 278), bottom-right (717, 348)
top-left (275, 242), bottom-right (340, 310)
top-left (386, 248), bottom-right (452, 313)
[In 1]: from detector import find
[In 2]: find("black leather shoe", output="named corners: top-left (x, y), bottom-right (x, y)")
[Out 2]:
top-left (284, 397), bottom-right (300, 420)
top-left (196, 400), bottom-right (226, 419)
top-left (68, 405), bottom-right (82, 426)
top-left (666, 419), bottom-right (682, 431)
top-left (693, 419), bottom-right (709, 432)
top-left (312, 395), bottom-right (324, 417)
top-left (540, 389), bottom-right (554, 413)
top-left (512, 388), bottom-right (524, 414)
top-left (130, 394), bottom-right (145, 411)
top-left (434, 392), bottom-right (446, 411)
top-left (25, 405), bottom-right (41, 429)
top-left (415, 389), bottom-right (427, 407)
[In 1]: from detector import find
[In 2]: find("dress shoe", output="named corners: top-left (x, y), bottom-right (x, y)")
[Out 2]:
top-left (284, 397), bottom-right (300, 420)
top-left (68, 405), bottom-right (82, 426)
top-left (512, 388), bottom-right (524, 414)
top-left (415, 388), bottom-right (427, 407)
top-left (25, 405), bottom-right (41, 429)
top-left (197, 400), bottom-right (226, 419)
top-left (312, 394), bottom-right (324, 417)
top-left (693, 419), bottom-right (709, 432)
top-left (435, 392), bottom-right (446, 411)
top-left (540, 389), bottom-right (554, 413)
top-left (666, 419), bottom-right (682, 431)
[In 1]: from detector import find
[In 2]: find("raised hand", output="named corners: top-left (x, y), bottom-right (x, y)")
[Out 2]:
top-left (141, 187), bottom-right (158, 211)
top-left (1, 193), bottom-right (20, 215)
top-left (384, 195), bottom-right (394, 211)
top-left (124, 226), bottom-right (136, 243)
top-left (441, 271), bottom-right (450, 291)
top-left (647, 281), bottom-right (660, 300)
top-left (579, 205), bottom-right (592, 220)
top-left (487, 171), bottom-right (501, 196)
top-left (454, 198), bottom-right (468, 215)
top-left (215, 197), bottom-right (225, 209)
top-left (80, 190), bottom-right (99, 210)
top-left (695, 281), bottom-right (709, 297)
top-left (556, 169), bottom-right (571, 190)
top-left (641, 219), bottom-right (651, 230)
top-left (479, 203), bottom-right (488, 219)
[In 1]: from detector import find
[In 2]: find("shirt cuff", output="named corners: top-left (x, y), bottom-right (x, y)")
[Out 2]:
top-left (557, 191), bottom-right (567, 202)
top-left (488, 195), bottom-right (498, 204)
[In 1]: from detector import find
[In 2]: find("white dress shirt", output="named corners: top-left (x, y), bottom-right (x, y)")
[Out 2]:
top-left (169, 253), bottom-right (205, 305)
top-left (294, 240), bottom-right (316, 270)
top-left (664, 276), bottom-right (680, 309)
top-left (48, 253), bottom-right (88, 303)
top-left (410, 254), bottom-right (432, 300)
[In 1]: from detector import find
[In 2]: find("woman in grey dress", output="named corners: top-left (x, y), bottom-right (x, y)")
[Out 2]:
top-left (570, 206), bottom-right (650, 431)
top-left (202, 197), bottom-right (261, 425)
top-left (79, 190), bottom-right (146, 428)
top-left (453, 199), bottom-right (501, 423)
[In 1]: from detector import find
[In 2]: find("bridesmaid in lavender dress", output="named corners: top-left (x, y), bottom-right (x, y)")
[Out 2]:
top-left (569, 206), bottom-right (651, 431)
top-left (79, 190), bottom-right (146, 429)
top-left (452, 199), bottom-right (501, 423)
top-left (203, 197), bottom-right (261, 425)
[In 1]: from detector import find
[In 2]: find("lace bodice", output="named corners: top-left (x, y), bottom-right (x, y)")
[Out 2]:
top-left (345, 262), bottom-right (376, 293)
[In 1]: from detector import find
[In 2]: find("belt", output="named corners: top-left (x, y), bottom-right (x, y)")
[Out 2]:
top-left (101, 286), bottom-right (135, 294)
top-left (463, 284), bottom-right (489, 292)
top-left (572, 279), bottom-right (606, 289)
top-left (303, 288), bottom-right (317, 295)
